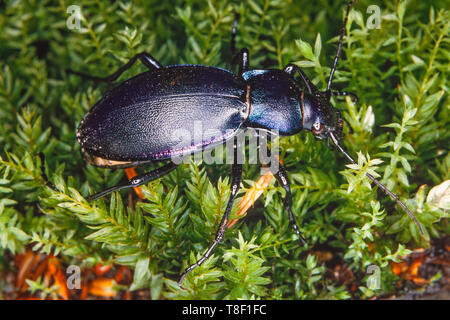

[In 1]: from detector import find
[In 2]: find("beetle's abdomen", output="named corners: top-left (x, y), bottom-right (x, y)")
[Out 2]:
top-left (77, 66), bottom-right (247, 162)
top-left (243, 70), bottom-right (303, 136)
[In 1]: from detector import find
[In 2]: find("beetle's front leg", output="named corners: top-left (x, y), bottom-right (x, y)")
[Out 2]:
top-left (331, 90), bottom-right (359, 103)
top-left (68, 52), bottom-right (163, 82)
top-left (269, 158), bottom-right (307, 245)
top-left (178, 141), bottom-right (243, 287)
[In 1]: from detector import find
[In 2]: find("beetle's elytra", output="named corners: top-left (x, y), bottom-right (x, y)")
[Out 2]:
top-left (70, 1), bottom-right (423, 286)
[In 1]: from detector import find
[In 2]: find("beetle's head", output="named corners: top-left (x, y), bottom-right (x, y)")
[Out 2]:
top-left (302, 90), bottom-right (344, 142)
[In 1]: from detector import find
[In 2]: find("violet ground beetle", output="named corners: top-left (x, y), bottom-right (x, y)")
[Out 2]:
top-left (60, 1), bottom-right (424, 287)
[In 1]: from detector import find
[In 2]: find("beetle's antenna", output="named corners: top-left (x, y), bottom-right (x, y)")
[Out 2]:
top-left (327, 1), bottom-right (353, 91)
top-left (329, 132), bottom-right (424, 236)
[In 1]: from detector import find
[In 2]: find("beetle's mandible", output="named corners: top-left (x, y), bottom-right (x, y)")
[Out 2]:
top-left (67, 1), bottom-right (424, 287)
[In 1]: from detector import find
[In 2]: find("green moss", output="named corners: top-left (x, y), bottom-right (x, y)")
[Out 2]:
top-left (0, 0), bottom-right (448, 299)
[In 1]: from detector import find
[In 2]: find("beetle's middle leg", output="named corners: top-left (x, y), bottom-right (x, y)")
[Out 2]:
top-left (258, 132), bottom-right (307, 245)
top-left (178, 140), bottom-right (243, 287)
top-left (68, 52), bottom-right (163, 82)
top-left (283, 64), bottom-right (315, 94)
top-left (86, 161), bottom-right (178, 201)
top-left (268, 156), bottom-right (307, 246)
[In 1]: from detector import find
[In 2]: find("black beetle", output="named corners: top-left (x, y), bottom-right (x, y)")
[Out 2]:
top-left (71, 1), bottom-right (423, 286)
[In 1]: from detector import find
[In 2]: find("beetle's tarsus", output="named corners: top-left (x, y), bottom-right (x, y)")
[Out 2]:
top-left (178, 239), bottom-right (221, 287)
top-left (38, 153), bottom-right (57, 191)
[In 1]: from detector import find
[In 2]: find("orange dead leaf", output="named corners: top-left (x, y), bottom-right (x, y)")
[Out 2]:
top-left (123, 291), bottom-right (132, 300)
top-left (391, 261), bottom-right (409, 276)
top-left (411, 277), bottom-right (429, 285)
top-left (17, 250), bottom-right (38, 291)
top-left (54, 270), bottom-right (69, 300)
top-left (114, 266), bottom-right (132, 284)
top-left (228, 169), bottom-right (274, 228)
top-left (313, 250), bottom-right (333, 263)
top-left (32, 257), bottom-right (49, 282)
top-left (228, 157), bottom-right (283, 228)
top-left (94, 263), bottom-right (112, 277)
top-left (125, 167), bottom-right (145, 199)
top-left (88, 278), bottom-right (118, 298)
top-left (333, 264), bottom-right (354, 285)
top-left (409, 256), bottom-right (425, 277)
top-left (391, 250), bottom-right (429, 286)
top-left (47, 256), bottom-right (69, 300)
top-left (14, 251), bottom-right (69, 299)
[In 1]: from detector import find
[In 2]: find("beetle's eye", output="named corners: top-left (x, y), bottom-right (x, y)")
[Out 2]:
top-left (312, 122), bottom-right (325, 135)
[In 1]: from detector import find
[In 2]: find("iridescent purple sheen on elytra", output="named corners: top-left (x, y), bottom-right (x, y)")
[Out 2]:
top-left (77, 65), bottom-right (247, 162)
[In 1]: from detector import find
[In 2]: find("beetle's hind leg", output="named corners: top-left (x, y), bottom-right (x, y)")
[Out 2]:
top-left (230, 12), bottom-right (250, 76)
top-left (178, 140), bottom-right (243, 287)
top-left (86, 161), bottom-right (178, 201)
top-left (231, 12), bottom-right (240, 57)
top-left (231, 48), bottom-right (250, 76)
top-left (67, 52), bottom-right (163, 83)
